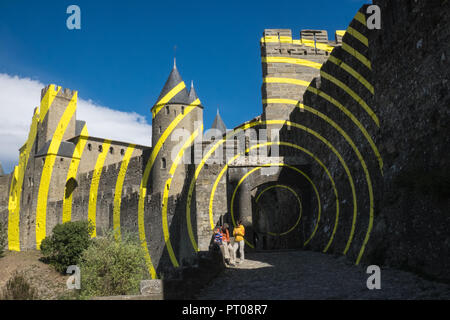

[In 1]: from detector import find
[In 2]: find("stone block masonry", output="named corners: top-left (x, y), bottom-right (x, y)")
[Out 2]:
top-left (0, 0), bottom-right (448, 287)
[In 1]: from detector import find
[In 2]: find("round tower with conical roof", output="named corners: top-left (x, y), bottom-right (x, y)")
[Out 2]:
top-left (150, 62), bottom-right (203, 195)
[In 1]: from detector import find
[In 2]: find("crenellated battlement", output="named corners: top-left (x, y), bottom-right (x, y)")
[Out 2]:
top-left (40, 84), bottom-right (77, 101)
top-left (261, 29), bottom-right (344, 56)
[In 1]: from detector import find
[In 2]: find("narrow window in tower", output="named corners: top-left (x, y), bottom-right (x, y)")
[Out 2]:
top-left (162, 158), bottom-right (167, 169)
top-left (110, 147), bottom-right (114, 154)
top-left (87, 143), bottom-right (92, 151)
top-left (166, 105), bottom-right (170, 115)
top-left (120, 149), bottom-right (125, 156)
top-left (98, 145), bottom-right (103, 152)
top-left (159, 126), bottom-right (162, 134)
top-left (181, 106), bottom-right (185, 115)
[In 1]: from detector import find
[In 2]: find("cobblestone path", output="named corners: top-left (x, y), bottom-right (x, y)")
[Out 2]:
top-left (196, 250), bottom-right (450, 300)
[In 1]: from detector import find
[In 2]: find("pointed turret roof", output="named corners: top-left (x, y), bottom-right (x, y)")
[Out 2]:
top-left (211, 108), bottom-right (226, 134)
top-left (152, 61), bottom-right (189, 115)
top-left (188, 81), bottom-right (203, 107)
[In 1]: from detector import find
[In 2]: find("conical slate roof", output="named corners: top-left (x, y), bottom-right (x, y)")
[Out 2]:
top-left (187, 81), bottom-right (203, 107)
top-left (152, 62), bottom-right (189, 115)
top-left (211, 109), bottom-right (226, 134)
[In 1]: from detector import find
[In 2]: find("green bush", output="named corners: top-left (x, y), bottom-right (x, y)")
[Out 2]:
top-left (79, 231), bottom-right (148, 299)
top-left (0, 220), bottom-right (7, 258)
top-left (1, 271), bottom-right (38, 300)
top-left (40, 220), bottom-right (94, 273)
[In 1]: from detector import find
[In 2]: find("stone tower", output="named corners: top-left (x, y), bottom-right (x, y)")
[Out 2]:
top-left (260, 29), bottom-right (341, 142)
top-left (36, 85), bottom-right (78, 153)
top-left (150, 62), bottom-right (203, 195)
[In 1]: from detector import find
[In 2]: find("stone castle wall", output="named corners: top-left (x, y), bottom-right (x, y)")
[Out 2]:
top-left (277, 2), bottom-right (449, 281)
top-left (1, 1), bottom-right (448, 282)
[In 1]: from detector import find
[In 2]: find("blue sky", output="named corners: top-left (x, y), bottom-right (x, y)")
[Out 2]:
top-left (0, 0), bottom-right (368, 172)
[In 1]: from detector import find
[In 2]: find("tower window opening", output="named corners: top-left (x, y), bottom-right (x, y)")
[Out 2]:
top-left (181, 106), bottom-right (185, 114)
top-left (159, 126), bottom-right (162, 134)
top-left (166, 105), bottom-right (170, 115)
top-left (98, 145), bottom-right (103, 152)
top-left (162, 158), bottom-right (167, 169)
top-left (121, 149), bottom-right (125, 156)
top-left (110, 147), bottom-right (114, 154)
top-left (87, 143), bottom-right (92, 151)
top-left (65, 178), bottom-right (78, 200)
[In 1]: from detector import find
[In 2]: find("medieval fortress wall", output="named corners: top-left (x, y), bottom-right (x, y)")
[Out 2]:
top-left (0, 0), bottom-right (449, 281)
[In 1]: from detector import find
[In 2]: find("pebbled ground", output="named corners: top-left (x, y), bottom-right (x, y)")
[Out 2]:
top-left (196, 250), bottom-right (450, 300)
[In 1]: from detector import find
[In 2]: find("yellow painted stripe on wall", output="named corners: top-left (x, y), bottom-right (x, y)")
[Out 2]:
top-left (347, 26), bottom-right (369, 47)
top-left (139, 98), bottom-right (201, 278)
top-left (355, 12), bottom-right (367, 26)
top-left (301, 39), bottom-right (335, 52)
top-left (262, 56), bottom-right (323, 70)
top-left (342, 42), bottom-right (372, 70)
top-left (336, 30), bottom-right (346, 37)
top-left (255, 184), bottom-right (303, 236)
top-left (162, 129), bottom-right (199, 267)
top-left (307, 86), bottom-right (383, 173)
top-left (320, 71), bottom-right (379, 126)
top-left (36, 93), bottom-right (77, 249)
top-left (7, 166), bottom-right (19, 250)
top-left (263, 98), bottom-right (301, 105)
top-left (8, 108), bottom-right (40, 251)
top-left (113, 144), bottom-right (135, 239)
top-left (265, 102), bottom-right (372, 260)
top-left (152, 82), bottom-right (186, 118)
top-left (328, 56), bottom-right (374, 94)
top-left (39, 85), bottom-right (61, 121)
top-left (261, 37), bottom-right (335, 53)
top-left (199, 119), bottom-right (347, 252)
top-left (230, 163), bottom-right (321, 247)
top-left (264, 77), bottom-right (311, 87)
top-left (62, 125), bottom-right (89, 223)
top-left (88, 139), bottom-right (112, 238)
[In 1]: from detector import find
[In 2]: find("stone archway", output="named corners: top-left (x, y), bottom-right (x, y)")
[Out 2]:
top-left (226, 157), bottom-right (311, 251)
top-left (251, 182), bottom-right (304, 250)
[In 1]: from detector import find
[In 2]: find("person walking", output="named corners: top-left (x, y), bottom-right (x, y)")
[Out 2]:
top-left (222, 223), bottom-right (235, 266)
top-left (233, 220), bottom-right (245, 263)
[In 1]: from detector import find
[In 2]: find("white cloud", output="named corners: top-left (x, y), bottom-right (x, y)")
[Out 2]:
top-left (0, 73), bottom-right (152, 174)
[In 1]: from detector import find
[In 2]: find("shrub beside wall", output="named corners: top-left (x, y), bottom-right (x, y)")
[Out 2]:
top-left (40, 221), bottom-right (94, 273)
top-left (79, 232), bottom-right (148, 299)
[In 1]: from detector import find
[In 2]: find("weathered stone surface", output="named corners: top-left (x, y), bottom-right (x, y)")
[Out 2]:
top-left (197, 251), bottom-right (450, 300)
top-left (140, 279), bottom-right (163, 295)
